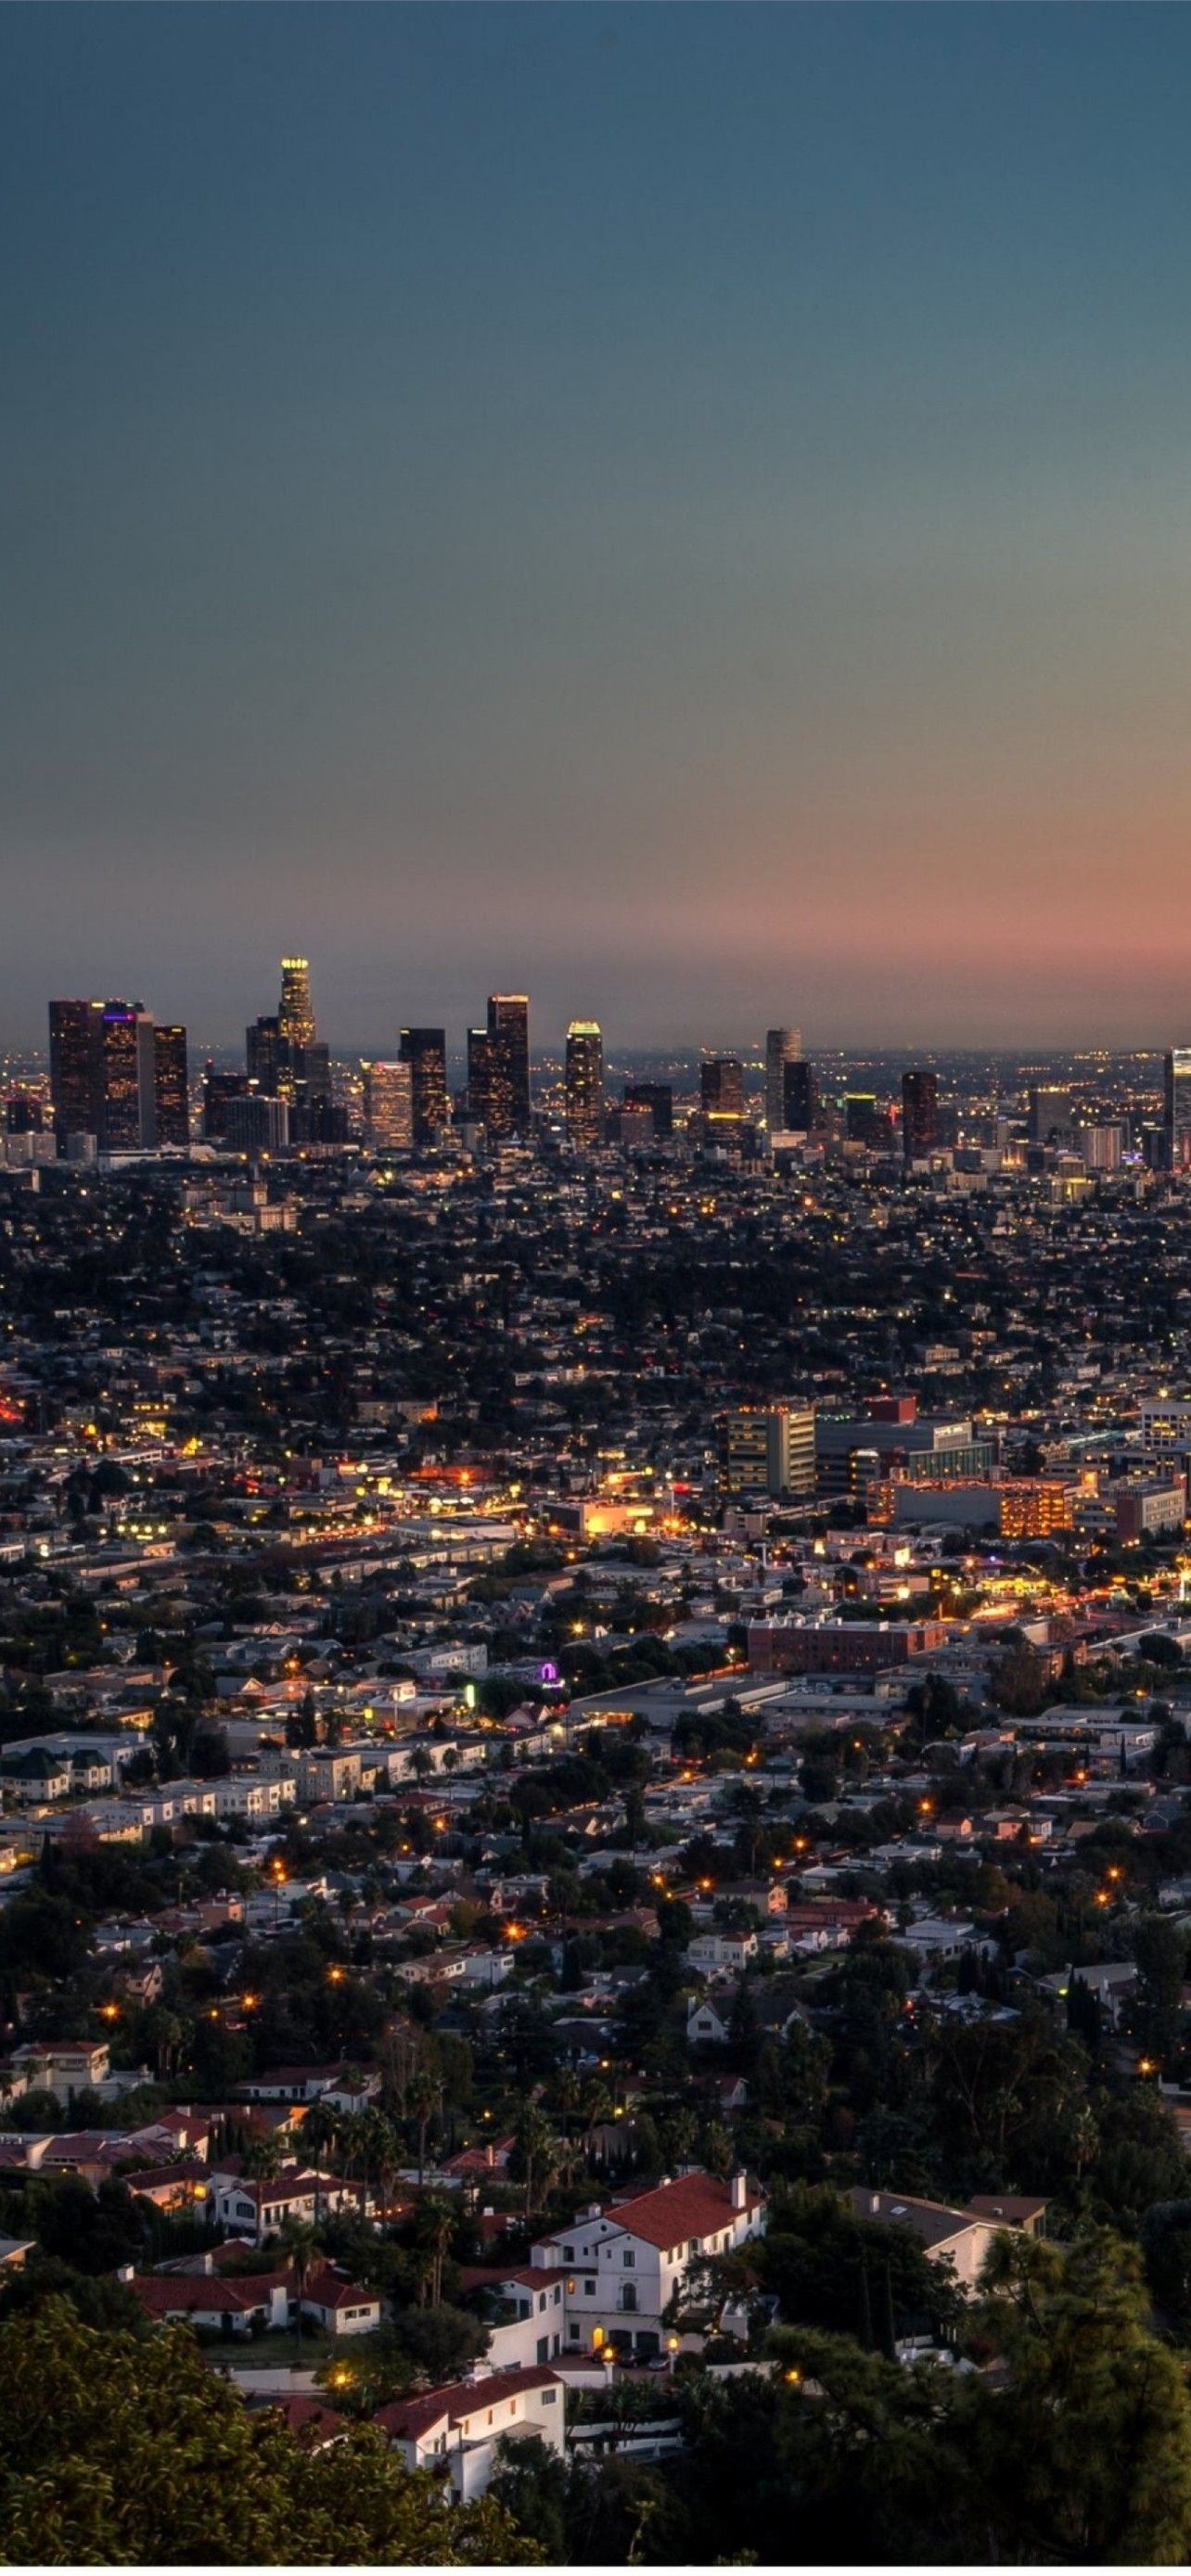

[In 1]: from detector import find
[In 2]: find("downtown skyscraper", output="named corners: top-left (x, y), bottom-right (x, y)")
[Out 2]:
top-left (565, 1020), bottom-right (604, 1151)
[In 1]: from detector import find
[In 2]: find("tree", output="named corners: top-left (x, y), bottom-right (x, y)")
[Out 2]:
top-left (278, 2216), bottom-right (319, 2350)
top-left (487, 2433), bottom-right (569, 2561)
top-left (961, 2228), bottom-right (1191, 2563)
top-left (240, 2132), bottom-right (283, 2190)
top-left (509, 2103), bottom-right (560, 2221)
top-left (414, 2195), bottom-right (456, 2310)
top-left (0, 2297), bottom-right (531, 2562)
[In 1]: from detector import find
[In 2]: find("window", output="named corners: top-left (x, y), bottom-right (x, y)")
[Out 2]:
top-left (562, 2245), bottom-right (575, 2262)
top-left (543, 2388), bottom-right (557, 2404)
top-left (537, 2293), bottom-right (546, 2313)
top-left (621, 2283), bottom-right (637, 2312)
top-left (622, 2251), bottom-right (635, 2268)
top-left (583, 2279), bottom-right (596, 2297)
top-left (553, 2285), bottom-right (561, 2304)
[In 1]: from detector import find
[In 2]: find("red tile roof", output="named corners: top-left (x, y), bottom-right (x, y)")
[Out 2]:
top-left (129, 2269), bottom-right (288, 2318)
top-left (375, 2366), bottom-right (562, 2445)
top-left (603, 2173), bottom-right (763, 2251)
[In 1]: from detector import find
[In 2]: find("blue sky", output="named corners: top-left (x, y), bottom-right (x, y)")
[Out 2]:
top-left (5, 6), bottom-right (1191, 1051)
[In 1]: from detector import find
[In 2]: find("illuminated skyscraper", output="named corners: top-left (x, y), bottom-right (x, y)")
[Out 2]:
top-left (565, 1021), bottom-right (604, 1150)
top-left (153, 1025), bottom-right (190, 1147)
top-left (902, 1068), bottom-right (939, 1163)
top-left (1027, 1083), bottom-right (1070, 1146)
top-left (399, 1028), bottom-right (450, 1146)
top-left (362, 1060), bottom-right (414, 1152)
top-left (278, 957), bottom-right (316, 1047)
top-left (700, 1056), bottom-right (745, 1119)
top-left (48, 998), bottom-right (105, 1146)
top-left (1165, 1050), bottom-right (1191, 1171)
top-left (765, 1028), bottom-right (802, 1132)
top-left (490, 994), bottom-right (533, 1138)
top-left (98, 1004), bottom-right (157, 1149)
top-left (467, 1027), bottom-right (500, 1135)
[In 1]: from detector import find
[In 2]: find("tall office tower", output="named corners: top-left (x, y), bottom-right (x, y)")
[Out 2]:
top-left (565, 1021), bottom-right (604, 1150)
top-left (720, 1402), bottom-right (817, 1499)
top-left (5, 1092), bottom-right (45, 1135)
top-left (1027, 1082), bottom-right (1070, 1146)
top-left (467, 1027), bottom-right (498, 1134)
top-left (399, 1027), bottom-right (450, 1146)
top-left (203, 1065), bottom-right (250, 1141)
top-left (153, 1026), bottom-right (189, 1147)
top-left (781, 1056), bottom-right (818, 1132)
top-left (362, 1059), bottom-right (414, 1152)
top-left (701, 1056), bottom-right (745, 1118)
top-left (98, 1004), bottom-right (157, 1149)
top-left (765, 1028), bottom-right (802, 1131)
top-left (622, 1080), bottom-right (673, 1138)
top-left (278, 956), bottom-right (316, 1047)
top-left (902, 1068), bottom-right (939, 1163)
top-left (225, 1093), bottom-right (289, 1154)
top-left (1165, 1052), bottom-right (1191, 1171)
top-left (486, 994), bottom-right (531, 1132)
top-left (845, 1091), bottom-right (894, 1150)
top-left (247, 1014), bottom-right (281, 1092)
top-left (48, 999), bottom-right (105, 1146)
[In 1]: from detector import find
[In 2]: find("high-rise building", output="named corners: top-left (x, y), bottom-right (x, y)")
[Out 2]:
top-left (720, 1403), bottom-right (817, 1499)
top-left (701, 1057), bottom-right (745, 1119)
top-left (247, 1014), bottom-right (281, 1093)
top-left (248, 968), bottom-right (330, 1141)
top-left (781, 1058), bottom-right (818, 1132)
top-left (153, 1026), bottom-right (189, 1147)
top-left (622, 1081), bottom-right (673, 1138)
top-left (565, 1021), bottom-right (604, 1150)
top-left (467, 1027), bottom-right (499, 1135)
top-left (278, 957), bottom-right (316, 1048)
top-left (362, 1060), bottom-right (414, 1152)
top-left (487, 995), bottom-right (531, 1134)
top-left (399, 1028), bottom-right (450, 1146)
top-left (1027, 1083), bottom-right (1070, 1147)
top-left (765, 1029), bottom-right (802, 1132)
top-left (1165, 1052), bottom-right (1191, 1172)
top-left (225, 1093), bottom-right (289, 1154)
top-left (48, 999), bottom-right (105, 1147)
top-left (845, 1092), bottom-right (893, 1151)
top-left (97, 1004), bottom-right (157, 1149)
top-left (902, 1068), bottom-right (939, 1163)
top-left (203, 1065), bottom-right (250, 1141)
top-left (5, 1091), bottom-right (45, 1136)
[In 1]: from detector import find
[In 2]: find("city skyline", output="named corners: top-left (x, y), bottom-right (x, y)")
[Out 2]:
top-left (7, 8), bottom-right (1191, 1047)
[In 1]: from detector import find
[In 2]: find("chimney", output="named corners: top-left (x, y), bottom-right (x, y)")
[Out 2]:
top-left (116, 2263), bottom-right (134, 2283)
top-left (730, 2171), bottom-right (747, 2212)
top-left (870, 2192), bottom-right (880, 2215)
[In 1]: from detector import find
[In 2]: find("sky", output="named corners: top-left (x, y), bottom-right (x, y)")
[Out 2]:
top-left (5, 4), bottom-right (1191, 1053)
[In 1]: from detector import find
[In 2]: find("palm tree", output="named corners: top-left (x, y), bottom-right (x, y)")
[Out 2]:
top-left (408, 2071), bottom-right (442, 2185)
top-left (300, 2100), bottom-right (337, 2227)
top-left (240, 2130), bottom-right (283, 2185)
top-left (414, 2195), bottom-right (455, 2308)
top-left (511, 2103), bottom-right (560, 2222)
top-left (278, 2215), bottom-right (320, 2352)
top-left (554, 2066), bottom-right (581, 2141)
